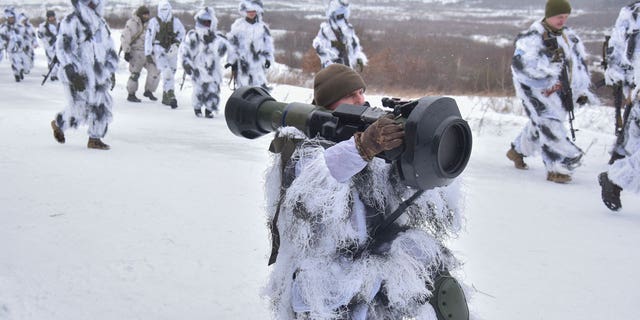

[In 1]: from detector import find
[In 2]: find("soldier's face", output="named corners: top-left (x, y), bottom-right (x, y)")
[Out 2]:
top-left (141, 13), bottom-right (150, 22)
top-left (328, 88), bottom-right (366, 111)
top-left (7, 16), bottom-right (15, 24)
top-left (246, 10), bottom-right (257, 19)
top-left (546, 14), bottom-right (569, 30)
top-left (47, 16), bottom-right (56, 23)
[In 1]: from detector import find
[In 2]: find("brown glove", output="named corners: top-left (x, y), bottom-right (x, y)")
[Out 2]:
top-left (354, 114), bottom-right (404, 161)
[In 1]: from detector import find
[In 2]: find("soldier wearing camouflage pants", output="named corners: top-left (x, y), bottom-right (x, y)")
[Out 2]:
top-left (121, 5), bottom-right (159, 103)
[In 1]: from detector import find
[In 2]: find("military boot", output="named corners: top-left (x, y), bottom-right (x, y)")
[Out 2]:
top-left (194, 108), bottom-right (202, 117)
top-left (506, 145), bottom-right (528, 169)
top-left (50, 120), bottom-right (65, 143)
top-left (598, 172), bottom-right (622, 211)
top-left (167, 89), bottom-right (178, 109)
top-left (87, 137), bottom-right (110, 150)
top-left (143, 90), bottom-right (157, 101)
top-left (162, 91), bottom-right (172, 106)
top-left (127, 94), bottom-right (141, 102)
top-left (205, 109), bottom-right (214, 118)
top-left (15, 75), bottom-right (21, 82)
top-left (547, 172), bottom-right (571, 184)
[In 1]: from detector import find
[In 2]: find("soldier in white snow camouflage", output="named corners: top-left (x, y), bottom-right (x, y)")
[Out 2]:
top-left (144, 0), bottom-right (185, 108)
top-left (598, 2), bottom-right (640, 212)
top-left (226, 0), bottom-right (274, 90)
top-left (263, 64), bottom-right (470, 320)
top-left (17, 13), bottom-right (37, 77)
top-left (312, 0), bottom-right (367, 71)
top-left (180, 7), bottom-right (229, 118)
top-left (506, 0), bottom-right (596, 184)
top-left (37, 10), bottom-right (60, 82)
top-left (49, 0), bottom-right (118, 150)
top-left (0, 7), bottom-right (28, 82)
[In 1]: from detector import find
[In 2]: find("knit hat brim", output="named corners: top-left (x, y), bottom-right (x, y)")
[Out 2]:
top-left (313, 64), bottom-right (366, 108)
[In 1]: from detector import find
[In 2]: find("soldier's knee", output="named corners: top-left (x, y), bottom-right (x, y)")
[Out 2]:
top-left (129, 72), bottom-right (140, 81)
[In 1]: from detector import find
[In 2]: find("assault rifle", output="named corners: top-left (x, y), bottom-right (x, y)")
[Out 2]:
top-left (41, 56), bottom-right (59, 86)
top-left (543, 32), bottom-right (577, 141)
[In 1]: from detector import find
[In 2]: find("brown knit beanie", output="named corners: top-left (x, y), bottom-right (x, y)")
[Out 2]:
top-left (545, 0), bottom-right (571, 18)
top-left (136, 5), bottom-right (150, 18)
top-left (313, 64), bottom-right (366, 108)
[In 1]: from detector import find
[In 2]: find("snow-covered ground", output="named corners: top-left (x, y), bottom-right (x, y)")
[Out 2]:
top-left (1, 31), bottom-right (639, 320)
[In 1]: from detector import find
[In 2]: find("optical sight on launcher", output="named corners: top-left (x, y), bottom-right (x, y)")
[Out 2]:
top-left (225, 86), bottom-right (472, 190)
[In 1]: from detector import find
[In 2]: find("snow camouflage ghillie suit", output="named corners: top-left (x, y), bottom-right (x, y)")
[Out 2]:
top-left (312, 0), bottom-right (367, 70)
top-left (599, 2), bottom-right (640, 211)
top-left (121, 6), bottom-right (160, 102)
top-left (37, 10), bottom-right (60, 82)
top-left (18, 13), bottom-right (37, 76)
top-left (145, 0), bottom-right (185, 108)
top-left (226, 0), bottom-right (274, 90)
top-left (51, 0), bottom-right (118, 150)
top-left (509, 19), bottom-right (596, 182)
top-left (0, 7), bottom-right (28, 82)
top-left (180, 7), bottom-right (229, 118)
top-left (263, 127), bottom-right (469, 319)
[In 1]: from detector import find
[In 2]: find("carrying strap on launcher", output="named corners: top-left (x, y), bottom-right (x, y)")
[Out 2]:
top-left (266, 135), bottom-right (303, 265)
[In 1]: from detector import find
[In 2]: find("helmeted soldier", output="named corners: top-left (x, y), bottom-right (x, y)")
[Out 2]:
top-left (506, 0), bottom-right (596, 183)
top-left (144, 0), bottom-right (185, 109)
top-left (180, 7), bottom-right (229, 118)
top-left (0, 7), bottom-right (28, 82)
top-left (598, 2), bottom-right (640, 211)
top-left (225, 0), bottom-right (274, 90)
top-left (122, 5), bottom-right (160, 103)
top-left (49, 0), bottom-right (118, 150)
top-left (312, 0), bottom-right (367, 71)
top-left (37, 10), bottom-right (60, 82)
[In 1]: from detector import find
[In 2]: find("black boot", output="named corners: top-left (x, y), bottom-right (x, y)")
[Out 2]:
top-left (194, 108), bottom-right (202, 117)
top-left (143, 90), bottom-right (157, 101)
top-left (19, 70), bottom-right (24, 80)
top-left (205, 109), bottom-right (214, 118)
top-left (598, 172), bottom-right (622, 211)
top-left (15, 75), bottom-right (21, 82)
top-left (127, 94), bottom-right (142, 102)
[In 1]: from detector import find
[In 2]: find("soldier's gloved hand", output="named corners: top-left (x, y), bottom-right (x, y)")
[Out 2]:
top-left (353, 114), bottom-right (404, 161)
top-left (264, 60), bottom-right (271, 69)
top-left (110, 73), bottom-right (116, 91)
top-left (146, 55), bottom-right (154, 64)
top-left (124, 52), bottom-right (131, 62)
top-left (576, 95), bottom-right (588, 105)
top-left (202, 34), bottom-right (213, 43)
top-left (64, 65), bottom-right (86, 92)
top-left (184, 64), bottom-right (193, 75)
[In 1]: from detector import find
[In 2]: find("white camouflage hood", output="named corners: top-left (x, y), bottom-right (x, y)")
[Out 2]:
top-left (326, 0), bottom-right (350, 20)
top-left (157, 0), bottom-right (173, 22)
top-left (71, 0), bottom-right (105, 17)
top-left (194, 7), bottom-right (218, 32)
top-left (3, 7), bottom-right (16, 19)
top-left (238, 0), bottom-right (264, 15)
